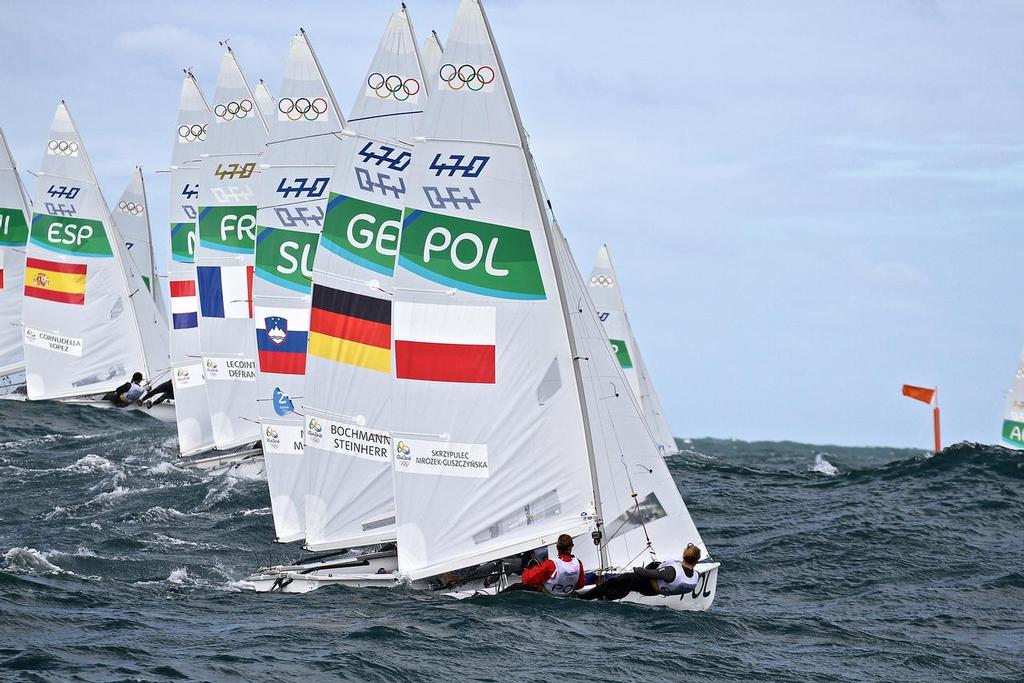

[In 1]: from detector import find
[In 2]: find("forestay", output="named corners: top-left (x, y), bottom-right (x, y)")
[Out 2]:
top-left (588, 245), bottom-right (678, 455)
top-left (390, 0), bottom-right (597, 581)
top-left (23, 103), bottom-right (166, 399)
top-left (558, 225), bottom-right (706, 570)
top-left (195, 51), bottom-right (269, 450)
top-left (303, 7), bottom-right (427, 552)
top-left (169, 73), bottom-right (217, 456)
top-left (255, 30), bottom-right (342, 543)
top-left (1001, 348), bottom-right (1024, 449)
top-left (0, 129), bottom-right (31, 377)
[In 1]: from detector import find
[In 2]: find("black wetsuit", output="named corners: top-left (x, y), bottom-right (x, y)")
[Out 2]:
top-left (579, 562), bottom-right (690, 601)
top-left (142, 380), bottom-right (174, 406)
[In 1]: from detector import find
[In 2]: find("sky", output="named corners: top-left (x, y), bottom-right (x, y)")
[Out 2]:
top-left (1, 1), bottom-right (1022, 449)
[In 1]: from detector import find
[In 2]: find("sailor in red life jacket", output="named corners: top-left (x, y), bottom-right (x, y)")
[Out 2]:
top-left (502, 534), bottom-right (584, 596)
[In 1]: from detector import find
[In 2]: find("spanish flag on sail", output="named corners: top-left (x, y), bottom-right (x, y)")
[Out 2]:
top-left (308, 284), bottom-right (391, 373)
top-left (23, 257), bottom-right (87, 305)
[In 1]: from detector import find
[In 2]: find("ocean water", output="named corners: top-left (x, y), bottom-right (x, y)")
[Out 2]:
top-left (1, 399), bottom-right (1022, 682)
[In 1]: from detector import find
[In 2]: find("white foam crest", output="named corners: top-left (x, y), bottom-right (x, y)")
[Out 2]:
top-left (91, 486), bottom-right (133, 504)
top-left (810, 453), bottom-right (839, 476)
top-left (131, 506), bottom-right (189, 524)
top-left (147, 461), bottom-right (187, 476)
top-left (167, 567), bottom-right (189, 584)
top-left (65, 454), bottom-right (117, 473)
top-left (241, 507), bottom-right (271, 517)
top-left (3, 547), bottom-right (62, 574)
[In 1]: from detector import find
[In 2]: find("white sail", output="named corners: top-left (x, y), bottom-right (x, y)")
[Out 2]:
top-left (254, 80), bottom-right (276, 123)
top-left (255, 30), bottom-right (343, 543)
top-left (588, 245), bottom-right (678, 455)
top-left (195, 51), bottom-right (269, 449)
top-left (390, 0), bottom-right (598, 581)
top-left (0, 129), bottom-right (31, 377)
top-left (421, 30), bottom-right (444, 83)
top-left (303, 7), bottom-right (428, 552)
top-left (1001, 348), bottom-right (1024, 449)
top-left (112, 167), bottom-right (164, 312)
top-left (169, 73), bottom-right (216, 456)
top-left (23, 103), bottom-right (162, 399)
top-left (556, 225), bottom-right (706, 569)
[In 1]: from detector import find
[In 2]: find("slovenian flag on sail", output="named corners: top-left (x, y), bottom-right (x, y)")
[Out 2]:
top-left (394, 302), bottom-right (495, 384)
top-left (23, 257), bottom-right (87, 305)
top-left (308, 284), bottom-right (391, 373)
top-left (256, 305), bottom-right (310, 375)
top-left (196, 265), bottom-right (253, 319)
top-left (169, 278), bottom-right (198, 329)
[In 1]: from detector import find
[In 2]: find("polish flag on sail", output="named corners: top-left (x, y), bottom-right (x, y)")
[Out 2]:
top-left (169, 278), bottom-right (198, 329)
top-left (902, 384), bottom-right (935, 405)
top-left (394, 302), bottom-right (495, 384)
top-left (196, 265), bottom-right (254, 319)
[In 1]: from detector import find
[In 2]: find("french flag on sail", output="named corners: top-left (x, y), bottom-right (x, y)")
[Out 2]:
top-left (197, 265), bottom-right (254, 319)
top-left (169, 278), bottom-right (198, 329)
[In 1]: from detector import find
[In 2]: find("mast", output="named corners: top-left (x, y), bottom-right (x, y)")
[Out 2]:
top-left (300, 28), bottom-right (347, 128)
top-left (477, 0), bottom-right (608, 569)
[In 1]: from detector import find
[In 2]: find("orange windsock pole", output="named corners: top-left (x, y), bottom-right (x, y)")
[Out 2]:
top-left (902, 384), bottom-right (941, 453)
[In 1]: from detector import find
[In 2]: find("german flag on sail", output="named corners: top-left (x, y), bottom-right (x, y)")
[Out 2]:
top-left (308, 284), bottom-right (391, 373)
top-left (23, 257), bottom-right (87, 305)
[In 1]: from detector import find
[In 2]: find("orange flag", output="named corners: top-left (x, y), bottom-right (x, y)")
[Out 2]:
top-left (902, 384), bottom-right (935, 405)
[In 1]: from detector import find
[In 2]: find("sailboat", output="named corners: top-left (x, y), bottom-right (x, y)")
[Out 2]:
top-left (245, 0), bottom-right (717, 611)
top-left (254, 29), bottom-right (343, 542)
top-left (21, 102), bottom-right (173, 421)
top-left (299, 5), bottom-right (429, 554)
top-left (111, 167), bottom-right (165, 314)
top-left (194, 49), bottom-right (270, 452)
top-left (1001, 349), bottom-right (1024, 448)
top-left (0, 128), bottom-right (31, 395)
top-left (589, 245), bottom-right (679, 455)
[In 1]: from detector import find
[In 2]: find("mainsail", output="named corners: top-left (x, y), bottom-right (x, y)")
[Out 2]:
top-left (390, 0), bottom-right (598, 580)
top-left (169, 72), bottom-right (216, 456)
top-left (23, 103), bottom-right (167, 399)
top-left (1001, 349), bottom-right (1024, 449)
top-left (112, 167), bottom-right (164, 313)
top-left (556, 225), bottom-right (706, 569)
top-left (303, 7), bottom-right (428, 551)
top-left (254, 80), bottom-right (276, 123)
top-left (195, 50), bottom-right (269, 449)
top-left (0, 128), bottom-right (31, 377)
top-left (255, 30), bottom-right (342, 543)
top-left (588, 245), bottom-right (678, 455)
top-left (421, 30), bottom-right (444, 82)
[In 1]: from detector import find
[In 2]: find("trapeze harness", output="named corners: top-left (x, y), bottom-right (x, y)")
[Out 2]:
top-left (656, 560), bottom-right (700, 596)
top-left (542, 555), bottom-right (582, 597)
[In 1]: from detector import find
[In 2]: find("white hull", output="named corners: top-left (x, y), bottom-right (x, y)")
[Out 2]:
top-left (243, 554), bottom-right (719, 612)
top-left (55, 396), bottom-right (177, 423)
top-left (179, 447), bottom-right (265, 478)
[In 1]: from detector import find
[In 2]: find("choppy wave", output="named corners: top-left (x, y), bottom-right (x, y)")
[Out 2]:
top-left (0, 401), bottom-right (1022, 681)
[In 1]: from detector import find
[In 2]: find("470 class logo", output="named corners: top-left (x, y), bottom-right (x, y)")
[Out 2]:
top-left (439, 63), bottom-right (496, 92)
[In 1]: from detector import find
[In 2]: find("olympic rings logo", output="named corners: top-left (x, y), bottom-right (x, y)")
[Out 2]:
top-left (591, 275), bottom-right (615, 287)
top-left (118, 200), bottom-right (145, 215)
top-left (214, 99), bottom-right (254, 122)
top-left (277, 96), bottom-right (329, 121)
top-left (47, 139), bottom-right (80, 156)
top-left (439, 63), bottom-right (496, 92)
top-left (177, 123), bottom-right (209, 143)
top-left (366, 73), bottom-right (420, 102)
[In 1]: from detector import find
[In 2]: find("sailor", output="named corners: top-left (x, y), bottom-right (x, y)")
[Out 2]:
top-left (579, 544), bottom-right (702, 601)
top-left (104, 372), bottom-right (146, 407)
top-left (142, 380), bottom-right (174, 408)
top-left (501, 534), bottom-right (584, 596)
